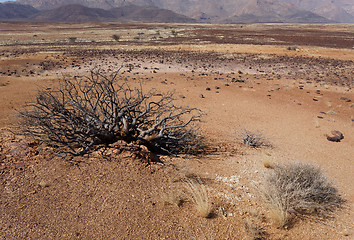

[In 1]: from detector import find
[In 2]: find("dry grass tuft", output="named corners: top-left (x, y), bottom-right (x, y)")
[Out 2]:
top-left (184, 178), bottom-right (212, 218)
top-left (261, 162), bottom-right (344, 229)
top-left (163, 190), bottom-right (184, 207)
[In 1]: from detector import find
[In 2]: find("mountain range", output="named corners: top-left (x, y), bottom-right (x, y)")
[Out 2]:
top-left (0, 3), bottom-right (195, 22)
top-left (1, 0), bottom-right (353, 23)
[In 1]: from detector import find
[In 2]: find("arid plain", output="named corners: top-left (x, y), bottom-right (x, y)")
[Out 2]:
top-left (0, 22), bottom-right (353, 239)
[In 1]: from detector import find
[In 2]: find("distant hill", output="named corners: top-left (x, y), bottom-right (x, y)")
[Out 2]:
top-left (0, 2), bottom-right (39, 20)
top-left (10, 0), bottom-right (354, 23)
top-left (16, 0), bottom-right (350, 23)
top-left (278, 0), bottom-right (354, 23)
top-left (26, 4), bottom-right (196, 23)
top-left (221, 0), bottom-right (333, 24)
top-left (30, 4), bottom-right (115, 22)
top-left (15, 0), bottom-right (149, 10)
top-left (109, 5), bottom-right (196, 23)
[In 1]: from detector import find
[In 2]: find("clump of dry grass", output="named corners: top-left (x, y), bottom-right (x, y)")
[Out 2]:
top-left (163, 190), bottom-right (184, 207)
top-left (261, 162), bottom-right (344, 229)
top-left (184, 178), bottom-right (212, 218)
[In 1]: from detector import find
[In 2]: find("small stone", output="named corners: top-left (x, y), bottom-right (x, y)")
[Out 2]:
top-left (340, 97), bottom-right (351, 102)
top-left (326, 130), bottom-right (344, 142)
top-left (38, 180), bottom-right (50, 188)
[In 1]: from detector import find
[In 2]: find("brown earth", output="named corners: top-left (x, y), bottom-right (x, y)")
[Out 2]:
top-left (0, 22), bottom-right (353, 239)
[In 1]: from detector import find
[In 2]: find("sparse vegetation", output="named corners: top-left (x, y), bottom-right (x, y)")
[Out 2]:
top-left (68, 36), bottom-right (77, 43)
top-left (244, 219), bottom-right (266, 240)
top-left (163, 190), bottom-right (184, 207)
top-left (239, 129), bottom-right (269, 148)
top-left (111, 34), bottom-right (120, 42)
top-left (19, 69), bottom-right (203, 156)
top-left (0, 81), bottom-right (9, 87)
top-left (287, 46), bottom-right (298, 51)
top-left (184, 178), bottom-right (211, 218)
top-left (261, 162), bottom-right (344, 229)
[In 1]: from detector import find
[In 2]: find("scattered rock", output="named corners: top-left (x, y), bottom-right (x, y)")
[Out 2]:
top-left (326, 130), bottom-right (344, 142)
top-left (38, 180), bottom-right (50, 188)
top-left (326, 110), bottom-right (337, 115)
top-left (340, 97), bottom-right (351, 102)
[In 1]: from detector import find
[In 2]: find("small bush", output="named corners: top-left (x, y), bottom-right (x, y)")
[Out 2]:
top-left (19, 70), bottom-right (203, 156)
top-left (261, 162), bottom-right (344, 228)
top-left (68, 37), bottom-right (77, 43)
top-left (111, 34), bottom-right (120, 42)
top-left (239, 129), bottom-right (268, 148)
top-left (286, 46), bottom-right (298, 51)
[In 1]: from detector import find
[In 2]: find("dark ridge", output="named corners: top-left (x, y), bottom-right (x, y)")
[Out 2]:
top-left (0, 3), bottom-right (39, 20)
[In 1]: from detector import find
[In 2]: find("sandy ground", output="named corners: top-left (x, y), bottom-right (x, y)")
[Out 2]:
top-left (0, 22), bottom-right (353, 239)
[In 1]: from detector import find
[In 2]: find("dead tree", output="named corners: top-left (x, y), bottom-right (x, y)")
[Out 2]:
top-left (19, 70), bottom-right (203, 156)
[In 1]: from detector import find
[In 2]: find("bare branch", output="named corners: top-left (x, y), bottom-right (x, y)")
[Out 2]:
top-left (19, 69), bottom-right (204, 156)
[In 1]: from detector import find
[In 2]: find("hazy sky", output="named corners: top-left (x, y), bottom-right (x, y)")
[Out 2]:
top-left (0, 0), bottom-right (16, 3)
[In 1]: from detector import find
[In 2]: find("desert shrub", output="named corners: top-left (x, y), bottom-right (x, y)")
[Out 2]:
top-left (68, 37), bottom-right (77, 43)
top-left (19, 70), bottom-right (203, 156)
top-left (286, 46), bottom-right (298, 51)
top-left (239, 129), bottom-right (268, 148)
top-left (111, 34), bottom-right (120, 42)
top-left (261, 162), bottom-right (344, 228)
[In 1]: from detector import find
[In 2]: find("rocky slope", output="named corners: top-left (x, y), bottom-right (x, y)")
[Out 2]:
top-left (14, 0), bottom-right (342, 23)
top-left (278, 0), bottom-right (354, 23)
top-left (1, 3), bottom-right (195, 23)
top-left (0, 2), bottom-right (39, 19)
